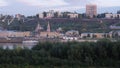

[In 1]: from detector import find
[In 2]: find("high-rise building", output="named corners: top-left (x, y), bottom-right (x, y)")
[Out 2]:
top-left (86, 4), bottom-right (97, 18)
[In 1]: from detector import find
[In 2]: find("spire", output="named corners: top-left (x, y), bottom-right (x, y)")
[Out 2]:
top-left (47, 21), bottom-right (51, 32)
top-left (35, 22), bottom-right (42, 32)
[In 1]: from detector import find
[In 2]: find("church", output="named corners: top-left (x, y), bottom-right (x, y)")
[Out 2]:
top-left (35, 22), bottom-right (60, 38)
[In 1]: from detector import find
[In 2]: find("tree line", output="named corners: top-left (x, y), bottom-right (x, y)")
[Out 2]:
top-left (0, 39), bottom-right (120, 68)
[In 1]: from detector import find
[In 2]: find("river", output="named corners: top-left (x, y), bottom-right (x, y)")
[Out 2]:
top-left (0, 43), bottom-right (37, 49)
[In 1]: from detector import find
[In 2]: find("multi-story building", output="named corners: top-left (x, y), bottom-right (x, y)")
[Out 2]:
top-left (57, 11), bottom-right (63, 17)
top-left (105, 13), bottom-right (120, 19)
top-left (45, 10), bottom-right (54, 18)
top-left (86, 4), bottom-right (97, 18)
top-left (67, 13), bottom-right (79, 18)
top-left (39, 13), bottom-right (44, 18)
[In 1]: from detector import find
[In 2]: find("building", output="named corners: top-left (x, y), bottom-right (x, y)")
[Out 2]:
top-left (67, 13), bottom-right (79, 18)
top-left (105, 13), bottom-right (120, 19)
top-left (56, 11), bottom-right (63, 17)
top-left (45, 10), bottom-right (54, 18)
top-left (0, 31), bottom-right (31, 38)
top-left (110, 31), bottom-right (120, 38)
top-left (39, 13), bottom-right (44, 18)
top-left (80, 33), bottom-right (112, 39)
top-left (65, 30), bottom-right (79, 37)
top-left (47, 22), bottom-right (51, 32)
top-left (86, 4), bottom-right (97, 18)
top-left (15, 14), bottom-right (25, 20)
top-left (35, 23), bottom-right (43, 32)
top-left (40, 32), bottom-right (60, 38)
top-left (36, 22), bottom-right (60, 38)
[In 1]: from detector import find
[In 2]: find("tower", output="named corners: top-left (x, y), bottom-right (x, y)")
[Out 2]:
top-left (86, 4), bottom-right (97, 18)
top-left (35, 22), bottom-right (43, 32)
top-left (47, 22), bottom-right (51, 32)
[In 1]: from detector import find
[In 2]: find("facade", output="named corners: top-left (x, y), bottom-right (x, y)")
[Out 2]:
top-left (86, 4), bottom-right (97, 18)
top-left (45, 10), bottom-right (54, 18)
top-left (62, 36), bottom-right (78, 40)
top-left (105, 13), bottom-right (120, 19)
top-left (67, 13), bottom-right (79, 18)
top-left (39, 13), bottom-right (44, 18)
top-left (65, 30), bottom-right (79, 36)
top-left (81, 33), bottom-right (112, 39)
top-left (0, 31), bottom-right (31, 38)
top-left (15, 14), bottom-right (25, 19)
top-left (80, 33), bottom-right (93, 38)
top-left (110, 31), bottom-right (120, 38)
top-left (35, 22), bottom-right (61, 38)
top-left (57, 11), bottom-right (63, 17)
top-left (40, 32), bottom-right (60, 38)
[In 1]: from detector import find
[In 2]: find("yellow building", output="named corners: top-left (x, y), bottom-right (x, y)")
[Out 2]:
top-left (40, 32), bottom-right (60, 38)
top-left (0, 31), bottom-right (31, 37)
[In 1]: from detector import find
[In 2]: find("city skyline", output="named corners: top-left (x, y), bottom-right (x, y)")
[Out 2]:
top-left (0, 0), bottom-right (120, 16)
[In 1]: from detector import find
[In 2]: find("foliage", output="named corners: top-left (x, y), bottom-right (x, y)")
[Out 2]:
top-left (0, 40), bottom-right (120, 67)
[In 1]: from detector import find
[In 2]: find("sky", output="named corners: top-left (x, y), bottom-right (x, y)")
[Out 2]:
top-left (0, 0), bottom-right (120, 16)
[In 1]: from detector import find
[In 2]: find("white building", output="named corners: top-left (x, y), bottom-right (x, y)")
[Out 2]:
top-left (67, 13), bottom-right (79, 18)
top-left (45, 10), bottom-right (54, 18)
top-left (65, 30), bottom-right (79, 36)
top-left (105, 13), bottom-right (120, 19)
top-left (57, 12), bottom-right (63, 17)
top-left (80, 33), bottom-right (112, 39)
top-left (63, 36), bottom-right (78, 40)
top-left (39, 13), bottom-right (44, 18)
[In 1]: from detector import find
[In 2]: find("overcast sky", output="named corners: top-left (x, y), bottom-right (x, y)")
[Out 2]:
top-left (0, 0), bottom-right (120, 16)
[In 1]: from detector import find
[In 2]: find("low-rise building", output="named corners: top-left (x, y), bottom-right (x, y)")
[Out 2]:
top-left (105, 13), bottom-right (120, 19)
top-left (39, 32), bottom-right (60, 38)
top-left (110, 31), bottom-right (120, 38)
top-left (65, 30), bottom-right (79, 37)
top-left (0, 31), bottom-right (31, 38)
top-left (63, 36), bottom-right (78, 40)
top-left (80, 33), bottom-right (93, 39)
top-left (67, 13), bottom-right (79, 18)
top-left (81, 33), bottom-right (112, 39)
